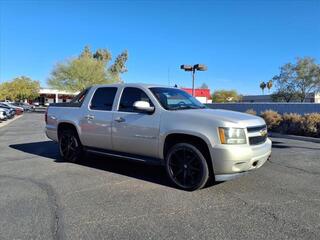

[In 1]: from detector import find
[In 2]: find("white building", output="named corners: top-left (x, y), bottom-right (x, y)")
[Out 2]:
top-left (34, 88), bottom-right (79, 105)
top-left (181, 88), bottom-right (212, 104)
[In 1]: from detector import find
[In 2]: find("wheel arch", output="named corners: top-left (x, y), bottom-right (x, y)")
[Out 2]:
top-left (57, 121), bottom-right (81, 142)
top-left (162, 132), bottom-right (214, 174)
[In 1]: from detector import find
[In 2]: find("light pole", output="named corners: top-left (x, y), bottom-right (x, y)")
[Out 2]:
top-left (180, 64), bottom-right (207, 96)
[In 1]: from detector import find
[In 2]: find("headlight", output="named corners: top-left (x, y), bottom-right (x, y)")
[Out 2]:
top-left (218, 127), bottom-right (247, 144)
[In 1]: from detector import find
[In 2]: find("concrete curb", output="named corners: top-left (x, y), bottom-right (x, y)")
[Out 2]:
top-left (0, 114), bottom-right (23, 128)
top-left (269, 132), bottom-right (320, 143)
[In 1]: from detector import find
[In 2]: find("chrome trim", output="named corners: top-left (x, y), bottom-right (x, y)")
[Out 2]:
top-left (134, 134), bottom-right (156, 139)
top-left (114, 117), bottom-right (125, 123)
top-left (247, 124), bottom-right (267, 133)
top-left (85, 114), bottom-right (95, 120)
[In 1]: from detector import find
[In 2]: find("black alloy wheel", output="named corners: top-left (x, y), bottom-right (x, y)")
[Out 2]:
top-left (59, 129), bottom-right (83, 162)
top-left (166, 143), bottom-right (209, 191)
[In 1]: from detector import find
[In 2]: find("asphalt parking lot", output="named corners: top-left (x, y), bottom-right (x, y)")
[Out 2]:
top-left (0, 113), bottom-right (319, 240)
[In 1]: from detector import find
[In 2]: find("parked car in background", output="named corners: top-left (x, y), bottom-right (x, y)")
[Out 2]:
top-left (0, 102), bottom-right (24, 115)
top-left (12, 102), bottom-right (35, 112)
top-left (45, 83), bottom-right (271, 191)
top-left (0, 104), bottom-right (15, 119)
top-left (0, 108), bottom-right (7, 121)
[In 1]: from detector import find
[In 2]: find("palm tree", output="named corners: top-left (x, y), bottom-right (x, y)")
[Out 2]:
top-left (267, 80), bottom-right (273, 93)
top-left (260, 82), bottom-right (267, 94)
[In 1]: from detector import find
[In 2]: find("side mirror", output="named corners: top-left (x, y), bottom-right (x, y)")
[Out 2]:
top-left (133, 101), bottom-right (155, 113)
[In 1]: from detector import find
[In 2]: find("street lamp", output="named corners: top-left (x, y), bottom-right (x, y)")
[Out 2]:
top-left (180, 64), bottom-right (207, 96)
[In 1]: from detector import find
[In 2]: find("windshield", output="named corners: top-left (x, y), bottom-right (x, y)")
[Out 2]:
top-left (150, 87), bottom-right (206, 110)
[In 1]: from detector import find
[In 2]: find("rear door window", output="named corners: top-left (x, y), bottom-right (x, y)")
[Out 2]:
top-left (90, 87), bottom-right (117, 111)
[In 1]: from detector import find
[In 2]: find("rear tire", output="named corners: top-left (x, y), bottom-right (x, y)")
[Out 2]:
top-left (59, 129), bottom-right (83, 163)
top-left (165, 143), bottom-right (209, 191)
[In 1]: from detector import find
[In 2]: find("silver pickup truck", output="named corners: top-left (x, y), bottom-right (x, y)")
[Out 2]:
top-left (45, 83), bottom-right (271, 190)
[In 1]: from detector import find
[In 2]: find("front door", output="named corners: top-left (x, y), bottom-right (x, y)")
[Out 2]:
top-left (79, 87), bottom-right (117, 149)
top-left (112, 87), bottom-right (160, 158)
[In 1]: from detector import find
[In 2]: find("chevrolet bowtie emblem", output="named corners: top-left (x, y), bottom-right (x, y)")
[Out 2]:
top-left (260, 128), bottom-right (268, 137)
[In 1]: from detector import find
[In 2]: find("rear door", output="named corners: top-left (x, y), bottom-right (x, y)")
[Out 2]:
top-left (112, 87), bottom-right (160, 158)
top-left (79, 87), bottom-right (117, 149)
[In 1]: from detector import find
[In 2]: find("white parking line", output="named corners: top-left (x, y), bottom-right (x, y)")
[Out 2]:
top-left (0, 114), bottom-right (23, 128)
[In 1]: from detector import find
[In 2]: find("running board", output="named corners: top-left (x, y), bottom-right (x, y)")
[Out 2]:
top-left (84, 147), bottom-right (163, 166)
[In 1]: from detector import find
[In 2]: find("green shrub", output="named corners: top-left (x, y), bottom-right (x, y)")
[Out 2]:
top-left (303, 113), bottom-right (320, 137)
top-left (245, 109), bottom-right (257, 115)
top-left (260, 110), bottom-right (282, 131)
top-left (281, 113), bottom-right (304, 135)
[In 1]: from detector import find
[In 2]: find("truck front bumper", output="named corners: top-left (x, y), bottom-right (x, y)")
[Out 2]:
top-left (211, 138), bottom-right (272, 181)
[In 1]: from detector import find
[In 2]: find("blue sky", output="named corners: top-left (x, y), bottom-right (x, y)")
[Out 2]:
top-left (0, 0), bottom-right (319, 94)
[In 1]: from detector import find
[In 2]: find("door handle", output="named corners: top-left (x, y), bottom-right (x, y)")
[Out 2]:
top-left (85, 114), bottom-right (95, 120)
top-left (114, 117), bottom-right (125, 123)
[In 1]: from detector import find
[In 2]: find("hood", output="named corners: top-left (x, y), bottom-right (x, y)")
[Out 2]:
top-left (174, 108), bottom-right (265, 127)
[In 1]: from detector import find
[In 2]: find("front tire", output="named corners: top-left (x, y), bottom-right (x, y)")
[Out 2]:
top-left (59, 129), bottom-right (83, 162)
top-left (165, 143), bottom-right (209, 191)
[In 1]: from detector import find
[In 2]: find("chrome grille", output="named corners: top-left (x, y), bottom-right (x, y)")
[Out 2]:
top-left (247, 124), bottom-right (267, 133)
top-left (249, 135), bottom-right (267, 145)
top-left (247, 124), bottom-right (267, 145)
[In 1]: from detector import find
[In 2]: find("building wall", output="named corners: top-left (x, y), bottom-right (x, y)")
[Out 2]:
top-left (206, 103), bottom-right (320, 115)
top-left (34, 88), bottom-right (78, 105)
top-left (242, 93), bottom-right (319, 103)
top-left (241, 95), bottom-right (272, 102)
top-left (195, 96), bottom-right (212, 104)
top-left (315, 93), bottom-right (320, 103)
top-left (182, 88), bottom-right (212, 103)
top-left (39, 88), bottom-right (79, 95)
